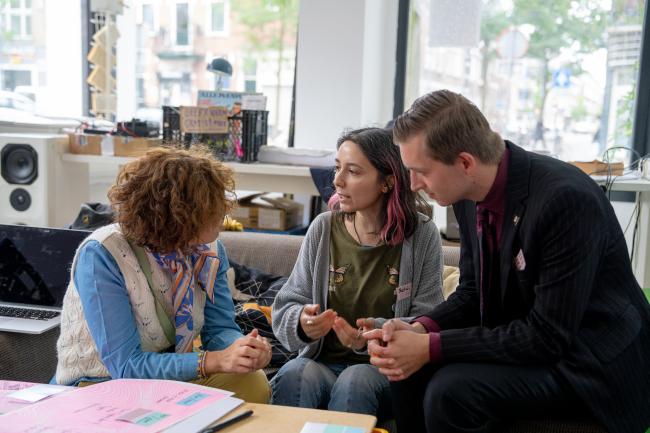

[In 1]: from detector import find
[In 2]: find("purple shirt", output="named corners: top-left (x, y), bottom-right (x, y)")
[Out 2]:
top-left (414, 147), bottom-right (511, 363)
top-left (476, 148), bottom-right (510, 248)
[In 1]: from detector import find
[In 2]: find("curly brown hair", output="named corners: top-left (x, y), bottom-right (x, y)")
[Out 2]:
top-left (108, 146), bottom-right (235, 254)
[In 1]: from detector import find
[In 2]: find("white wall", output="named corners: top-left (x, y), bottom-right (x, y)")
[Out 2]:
top-left (361, 2), bottom-right (398, 127)
top-left (294, 0), bottom-right (398, 150)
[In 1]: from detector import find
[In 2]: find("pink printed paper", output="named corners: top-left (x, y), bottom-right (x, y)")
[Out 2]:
top-left (0, 379), bottom-right (232, 433)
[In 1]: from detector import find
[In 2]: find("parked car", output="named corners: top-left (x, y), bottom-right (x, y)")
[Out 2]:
top-left (0, 90), bottom-right (36, 112)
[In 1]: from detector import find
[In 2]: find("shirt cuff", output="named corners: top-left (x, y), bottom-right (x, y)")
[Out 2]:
top-left (182, 352), bottom-right (202, 380)
top-left (428, 332), bottom-right (442, 363)
top-left (412, 316), bottom-right (440, 333)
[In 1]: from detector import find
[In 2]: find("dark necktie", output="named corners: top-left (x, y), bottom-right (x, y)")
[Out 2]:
top-left (477, 209), bottom-right (496, 326)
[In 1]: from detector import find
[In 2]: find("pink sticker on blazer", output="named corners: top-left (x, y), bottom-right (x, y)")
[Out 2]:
top-left (396, 283), bottom-right (412, 301)
top-left (514, 249), bottom-right (526, 271)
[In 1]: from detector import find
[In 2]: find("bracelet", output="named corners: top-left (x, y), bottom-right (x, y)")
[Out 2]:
top-left (197, 350), bottom-right (208, 379)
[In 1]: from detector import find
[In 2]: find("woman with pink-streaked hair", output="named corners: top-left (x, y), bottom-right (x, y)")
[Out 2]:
top-left (271, 127), bottom-right (444, 423)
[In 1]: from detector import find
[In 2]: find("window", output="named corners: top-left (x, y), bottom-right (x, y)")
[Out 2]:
top-left (141, 3), bottom-right (155, 32)
top-left (123, 0), bottom-right (299, 147)
top-left (244, 80), bottom-right (256, 92)
top-left (1, 69), bottom-right (31, 90)
top-left (0, 2), bottom-right (83, 119)
top-left (3, 0), bottom-right (32, 39)
top-left (210, 0), bottom-right (229, 35)
top-left (175, 2), bottom-right (189, 46)
top-left (404, 0), bottom-right (646, 163)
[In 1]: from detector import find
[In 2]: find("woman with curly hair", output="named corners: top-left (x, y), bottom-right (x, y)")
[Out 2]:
top-left (54, 146), bottom-right (271, 402)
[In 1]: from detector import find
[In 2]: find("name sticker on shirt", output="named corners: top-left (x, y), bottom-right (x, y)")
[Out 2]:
top-left (395, 283), bottom-right (412, 302)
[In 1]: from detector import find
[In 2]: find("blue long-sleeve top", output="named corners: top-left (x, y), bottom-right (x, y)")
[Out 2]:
top-left (58, 239), bottom-right (243, 385)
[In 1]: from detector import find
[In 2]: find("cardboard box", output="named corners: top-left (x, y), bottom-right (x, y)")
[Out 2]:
top-left (230, 193), bottom-right (303, 231)
top-left (68, 133), bottom-right (161, 157)
top-left (569, 160), bottom-right (624, 176)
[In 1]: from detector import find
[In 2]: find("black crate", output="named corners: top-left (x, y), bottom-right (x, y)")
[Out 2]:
top-left (162, 106), bottom-right (268, 162)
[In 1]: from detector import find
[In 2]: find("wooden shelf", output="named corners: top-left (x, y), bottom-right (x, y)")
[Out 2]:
top-left (61, 153), bottom-right (319, 195)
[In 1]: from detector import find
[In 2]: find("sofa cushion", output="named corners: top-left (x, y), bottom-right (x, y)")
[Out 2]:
top-left (229, 260), bottom-right (298, 368)
top-left (443, 265), bottom-right (460, 300)
top-left (219, 231), bottom-right (303, 277)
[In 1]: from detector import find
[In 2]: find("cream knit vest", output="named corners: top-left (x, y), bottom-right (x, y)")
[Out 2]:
top-left (54, 224), bottom-right (206, 385)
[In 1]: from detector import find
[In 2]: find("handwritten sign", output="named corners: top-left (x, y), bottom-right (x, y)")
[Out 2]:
top-left (180, 106), bottom-right (228, 134)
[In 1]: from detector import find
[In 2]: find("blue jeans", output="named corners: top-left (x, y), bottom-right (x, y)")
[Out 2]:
top-left (270, 357), bottom-right (392, 420)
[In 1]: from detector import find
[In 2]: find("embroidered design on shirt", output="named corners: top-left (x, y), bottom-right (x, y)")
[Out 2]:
top-left (329, 264), bottom-right (350, 289)
top-left (387, 266), bottom-right (399, 286)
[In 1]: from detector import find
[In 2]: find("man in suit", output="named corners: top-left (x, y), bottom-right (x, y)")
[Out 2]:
top-left (365, 90), bottom-right (650, 433)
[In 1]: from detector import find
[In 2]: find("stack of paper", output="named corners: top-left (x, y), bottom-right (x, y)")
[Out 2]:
top-left (257, 145), bottom-right (336, 167)
top-left (0, 379), bottom-right (242, 433)
top-left (0, 381), bottom-right (70, 415)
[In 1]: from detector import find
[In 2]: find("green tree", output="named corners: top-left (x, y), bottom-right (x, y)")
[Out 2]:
top-left (479, 0), bottom-right (609, 142)
top-left (479, 1), bottom-right (510, 112)
top-left (511, 0), bottom-right (608, 137)
top-left (232, 0), bottom-right (299, 130)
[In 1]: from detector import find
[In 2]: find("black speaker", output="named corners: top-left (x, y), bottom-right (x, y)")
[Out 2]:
top-left (1, 144), bottom-right (38, 186)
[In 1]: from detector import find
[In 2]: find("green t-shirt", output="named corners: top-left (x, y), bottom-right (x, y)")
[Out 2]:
top-left (319, 214), bottom-right (402, 364)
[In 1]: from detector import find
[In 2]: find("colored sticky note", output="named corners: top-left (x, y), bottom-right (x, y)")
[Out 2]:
top-left (300, 422), bottom-right (366, 433)
top-left (177, 392), bottom-right (209, 406)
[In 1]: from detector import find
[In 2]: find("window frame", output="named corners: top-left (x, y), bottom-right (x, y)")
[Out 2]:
top-left (632, 4), bottom-right (650, 160)
top-left (206, 0), bottom-right (230, 37)
top-left (172, 0), bottom-right (192, 49)
top-left (3, 0), bottom-right (32, 40)
top-left (0, 65), bottom-right (36, 91)
top-left (137, 1), bottom-right (158, 36)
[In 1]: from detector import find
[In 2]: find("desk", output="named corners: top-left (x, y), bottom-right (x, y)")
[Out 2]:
top-left (60, 153), bottom-right (320, 196)
top-left (212, 403), bottom-right (376, 433)
top-left (596, 178), bottom-right (650, 289)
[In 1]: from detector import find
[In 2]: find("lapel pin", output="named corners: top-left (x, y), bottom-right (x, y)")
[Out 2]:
top-left (513, 215), bottom-right (520, 226)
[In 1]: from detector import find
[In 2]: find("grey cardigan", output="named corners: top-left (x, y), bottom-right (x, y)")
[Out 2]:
top-left (272, 211), bottom-right (444, 359)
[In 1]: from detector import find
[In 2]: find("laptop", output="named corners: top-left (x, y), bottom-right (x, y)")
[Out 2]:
top-left (0, 224), bottom-right (89, 334)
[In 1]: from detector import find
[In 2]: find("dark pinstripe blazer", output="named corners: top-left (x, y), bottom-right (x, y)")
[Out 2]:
top-left (426, 142), bottom-right (650, 433)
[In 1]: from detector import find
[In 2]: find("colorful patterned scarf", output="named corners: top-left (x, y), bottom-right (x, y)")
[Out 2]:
top-left (151, 245), bottom-right (220, 353)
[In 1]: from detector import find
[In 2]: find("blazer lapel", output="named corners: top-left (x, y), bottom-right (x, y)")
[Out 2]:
top-left (499, 142), bottom-right (530, 301)
top-left (454, 200), bottom-right (481, 286)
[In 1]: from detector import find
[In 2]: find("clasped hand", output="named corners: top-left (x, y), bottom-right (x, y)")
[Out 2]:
top-left (299, 304), bottom-right (372, 351)
top-left (362, 319), bottom-right (430, 381)
top-left (205, 329), bottom-right (272, 374)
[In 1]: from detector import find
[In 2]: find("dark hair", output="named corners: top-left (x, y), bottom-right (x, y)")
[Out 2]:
top-left (393, 90), bottom-right (504, 164)
top-left (328, 127), bottom-right (431, 245)
top-left (108, 146), bottom-right (235, 254)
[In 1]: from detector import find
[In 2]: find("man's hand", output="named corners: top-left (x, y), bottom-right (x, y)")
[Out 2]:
top-left (332, 317), bottom-right (367, 351)
top-left (205, 329), bottom-right (272, 374)
top-left (300, 304), bottom-right (337, 340)
top-left (362, 319), bottom-right (430, 381)
top-left (368, 330), bottom-right (430, 381)
top-left (362, 318), bottom-right (423, 343)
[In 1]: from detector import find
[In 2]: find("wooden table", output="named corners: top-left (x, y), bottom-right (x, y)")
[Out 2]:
top-left (211, 402), bottom-right (377, 433)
